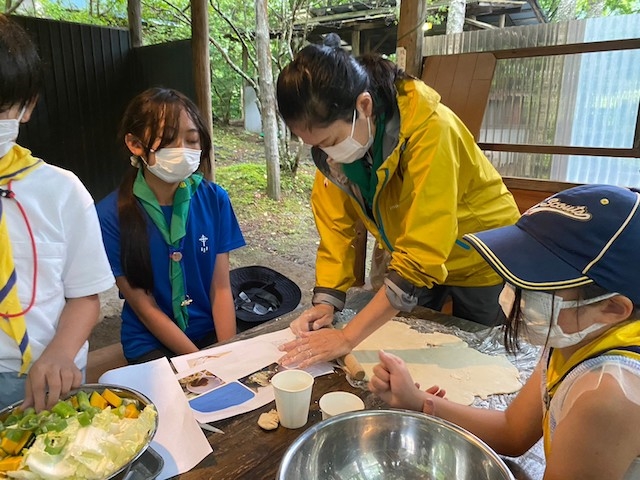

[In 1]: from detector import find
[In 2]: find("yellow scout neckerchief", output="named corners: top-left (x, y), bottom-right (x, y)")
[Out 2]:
top-left (0, 145), bottom-right (43, 374)
top-left (542, 319), bottom-right (640, 455)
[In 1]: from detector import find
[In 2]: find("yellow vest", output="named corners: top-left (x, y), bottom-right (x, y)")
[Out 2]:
top-left (543, 320), bottom-right (640, 455)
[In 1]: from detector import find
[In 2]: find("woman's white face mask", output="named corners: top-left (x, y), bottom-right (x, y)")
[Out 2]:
top-left (320, 110), bottom-right (373, 164)
top-left (499, 284), bottom-right (618, 348)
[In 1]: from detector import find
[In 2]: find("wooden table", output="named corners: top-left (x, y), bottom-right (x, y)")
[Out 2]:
top-left (171, 288), bottom-right (544, 480)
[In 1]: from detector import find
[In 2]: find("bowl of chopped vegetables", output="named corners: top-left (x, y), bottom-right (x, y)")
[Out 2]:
top-left (0, 383), bottom-right (159, 480)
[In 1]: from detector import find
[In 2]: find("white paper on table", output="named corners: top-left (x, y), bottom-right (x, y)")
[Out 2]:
top-left (170, 328), bottom-right (335, 423)
top-left (99, 357), bottom-right (212, 480)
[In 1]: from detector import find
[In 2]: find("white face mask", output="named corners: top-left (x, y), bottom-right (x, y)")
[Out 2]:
top-left (144, 147), bottom-right (201, 183)
top-left (0, 106), bottom-right (27, 158)
top-left (519, 288), bottom-right (618, 348)
top-left (321, 110), bottom-right (373, 164)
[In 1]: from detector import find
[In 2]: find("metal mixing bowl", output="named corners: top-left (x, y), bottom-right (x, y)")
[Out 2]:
top-left (0, 383), bottom-right (159, 480)
top-left (278, 409), bottom-right (515, 480)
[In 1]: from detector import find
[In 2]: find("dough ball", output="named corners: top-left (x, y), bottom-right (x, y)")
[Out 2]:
top-left (258, 409), bottom-right (279, 430)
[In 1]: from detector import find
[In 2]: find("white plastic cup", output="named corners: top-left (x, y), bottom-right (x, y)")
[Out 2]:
top-left (319, 391), bottom-right (365, 420)
top-left (271, 369), bottom-right (314, 429)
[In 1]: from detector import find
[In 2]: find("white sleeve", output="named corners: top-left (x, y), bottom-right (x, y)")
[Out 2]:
top-left (61, 177), bottom-right (115, 298)
top-left (555, 358), bottom-right (640, 426)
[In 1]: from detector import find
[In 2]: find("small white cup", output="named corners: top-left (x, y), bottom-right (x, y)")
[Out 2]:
top-left (319, 391), bottom-right (365, 420)
top-left (271, 369), bottom-right (314, 429)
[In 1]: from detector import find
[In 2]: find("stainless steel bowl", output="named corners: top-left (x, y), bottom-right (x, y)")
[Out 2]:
top-left (278, 409), bottom-right (515, 480)
top-left (0, 383), bottom-right (159, 480)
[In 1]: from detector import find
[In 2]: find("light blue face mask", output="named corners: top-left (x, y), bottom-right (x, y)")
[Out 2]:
top-left (0, 106), bottom-right (26, 158)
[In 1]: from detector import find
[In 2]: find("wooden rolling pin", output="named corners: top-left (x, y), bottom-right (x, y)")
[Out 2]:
top-left (328, 324), bottom-right (366, 381)
top-left (339, 352), bottom-right (366, 381)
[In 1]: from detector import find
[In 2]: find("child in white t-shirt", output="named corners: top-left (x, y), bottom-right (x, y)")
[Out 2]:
top-left (0, 15), bottom-right (115, 411)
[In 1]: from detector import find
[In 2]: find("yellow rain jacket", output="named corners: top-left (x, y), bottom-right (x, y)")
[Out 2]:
top-left (311, 78), bottom-right (520, 311)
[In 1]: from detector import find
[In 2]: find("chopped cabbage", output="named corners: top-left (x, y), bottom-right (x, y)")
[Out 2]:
top-left (7, 406), bottom-right (156, 480)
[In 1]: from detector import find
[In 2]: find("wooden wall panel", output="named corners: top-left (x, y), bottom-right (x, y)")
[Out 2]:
top-left (14, 16), bottom-right (133, 201)
top-left (11, 16), bottom-right (197, 201)
top-left (422, 53), bottom-right (496, 139)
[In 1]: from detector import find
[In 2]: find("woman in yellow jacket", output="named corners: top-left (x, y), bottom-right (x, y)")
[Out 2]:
top-left (277, 34), bottom-right (520, 368)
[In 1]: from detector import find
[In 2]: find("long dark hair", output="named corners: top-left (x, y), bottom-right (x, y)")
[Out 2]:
top-left (117, 87), bottom-right (212, 292)
top-left (276, 33), bottom-right (405, 130)
top-left (0, 15), bottom-right (42, 113)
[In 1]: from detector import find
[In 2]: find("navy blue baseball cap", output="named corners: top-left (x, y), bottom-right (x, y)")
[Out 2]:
top-left (463, 184), bottom-right (640, 304)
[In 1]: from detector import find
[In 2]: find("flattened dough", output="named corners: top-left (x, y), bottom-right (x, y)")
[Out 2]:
top-left (356, 320), bottom-right (465, 350)
top-left (353, 320), bottom-right (522, 405)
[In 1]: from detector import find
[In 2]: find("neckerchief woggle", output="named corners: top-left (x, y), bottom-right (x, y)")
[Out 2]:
top-left (0, 145), bottom-right (42, 374)
top-left (133, 168), bottom-right (203, 330)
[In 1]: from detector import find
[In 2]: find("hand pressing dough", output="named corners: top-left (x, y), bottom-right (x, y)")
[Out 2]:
top-left (353, 320), bottom-right (522, 406)
top-left (258, 409), bottom-right (279, 430)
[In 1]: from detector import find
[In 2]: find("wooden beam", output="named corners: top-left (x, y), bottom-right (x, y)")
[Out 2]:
top-left (478, 143), bottom-right (640, 158)
top-left (190, 0), bottom-right (214, 179)
top-left (293, 6), bottom-right (396, 27)
top-left (493, 38), bottom-right (640, 59)
top-left (397, 0), bottom-right (426, 77)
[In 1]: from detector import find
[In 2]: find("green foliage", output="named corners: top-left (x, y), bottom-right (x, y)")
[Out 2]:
top-left (539, 0), bottom-right (640, 20)
top-left (20, 0), bottom-right (128, 26)
top-left (215, 161), bottom-right (316, 251)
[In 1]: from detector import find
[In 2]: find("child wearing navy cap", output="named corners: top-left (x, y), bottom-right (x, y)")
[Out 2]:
top-left (369, 184), bottom-right (640, 480)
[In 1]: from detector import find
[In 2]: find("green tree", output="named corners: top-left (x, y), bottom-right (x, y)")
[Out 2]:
top-left (539, 0), bottom-right (640, 20)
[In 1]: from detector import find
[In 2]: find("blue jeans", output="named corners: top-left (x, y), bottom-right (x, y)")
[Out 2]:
top-left (0, 371), bottom-right (26, 410)
top-left (0, 368), bottom-right (87, 410)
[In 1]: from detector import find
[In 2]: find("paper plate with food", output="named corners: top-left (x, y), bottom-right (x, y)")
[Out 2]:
top-left (0, 383), bottom-right (158, 480)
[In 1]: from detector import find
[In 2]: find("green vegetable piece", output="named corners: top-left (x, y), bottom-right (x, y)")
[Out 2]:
top-left (51, 400), bottom-right (76, 419)
top-left (18, 413), bottom-right (39, 430)
top-left (114, 405), bottom-right (126, 418)
top-left (44, 434), bottom-right (68, 455)
top-left (43, 417), bottom-right (68, 433)
top-left (4, 427), bottom-right (24, 442)
top-left (87, 406), bottom-right (102, 418)
top-left (76, 411), bottom-right (91, 427)
top-left (76, 391), bottom-right (92, 411)
top-left (22, 407), bottom-right (35, 417)
top-left (0, 421), bottom-right (5, 433)
top-left (4, 414), bottom-right (20, 426)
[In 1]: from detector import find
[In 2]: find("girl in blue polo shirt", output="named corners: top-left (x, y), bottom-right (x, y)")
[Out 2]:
top-left (97, 88), bottom-right (245, 363)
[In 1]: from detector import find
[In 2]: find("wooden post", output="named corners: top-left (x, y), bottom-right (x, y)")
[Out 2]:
top-left (396, 0), bottom-right (425, 77)
top-left (127, 0), bottom-right (142, 48)
top-left (351, 29), bottom-right (361, 56)
top-left (190, 0), bottom-right (215, 179)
